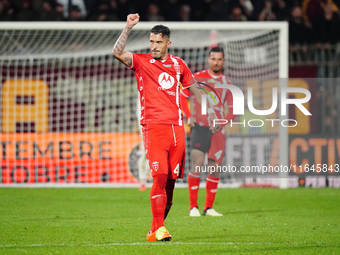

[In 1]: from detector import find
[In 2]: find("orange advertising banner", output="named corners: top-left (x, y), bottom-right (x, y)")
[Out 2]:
top-left (0, 133), bottom-right (141, 184)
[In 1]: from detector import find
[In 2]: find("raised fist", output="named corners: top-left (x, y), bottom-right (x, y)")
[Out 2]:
top-left (127, 13), bottom-right (140, 27)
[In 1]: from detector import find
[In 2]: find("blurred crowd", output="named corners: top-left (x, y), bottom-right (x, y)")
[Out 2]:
top-left (1, 0), bottom-right (340, 48)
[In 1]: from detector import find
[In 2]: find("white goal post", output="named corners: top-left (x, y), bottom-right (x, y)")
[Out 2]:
top-left (0, 21), bottom-right (288, 187)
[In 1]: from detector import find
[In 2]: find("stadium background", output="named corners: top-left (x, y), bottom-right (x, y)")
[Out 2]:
top-left (0, 0), bottom-right (340, 188)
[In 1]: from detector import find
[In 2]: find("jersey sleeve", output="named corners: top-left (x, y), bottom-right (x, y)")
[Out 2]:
top-left (180, 59), bottom-right (194, 89)
top-left (180, 89), bottom-right (190, 118)
top-left (130, 53), bottom-right (139, 70)
top-left (181, 86), bottom-right (190, 98)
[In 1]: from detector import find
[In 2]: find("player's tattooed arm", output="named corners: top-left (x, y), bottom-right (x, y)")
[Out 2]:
top-left (112, 26), bottom-right (131, 55)
top-left (125, 56), bottom-right (132, 66)
top-left (112, 13), bottom-right (139, 67)
top-left (112, 26), bottom-right (133, 67)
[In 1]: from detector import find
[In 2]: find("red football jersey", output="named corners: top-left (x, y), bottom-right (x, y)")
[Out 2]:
top-left (131, 53), bottom-right (193, 126)
top-left (181, 69), bottom-right (234, 127)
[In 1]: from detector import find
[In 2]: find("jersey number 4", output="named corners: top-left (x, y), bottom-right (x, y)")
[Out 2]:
top-left (215, 150), bottom-right (223, 160)
top-left (173, 164), bottom-right (180, 176)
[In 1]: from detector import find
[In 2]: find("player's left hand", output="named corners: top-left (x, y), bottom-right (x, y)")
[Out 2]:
top-left (208, 112), bottom-right (221, 133)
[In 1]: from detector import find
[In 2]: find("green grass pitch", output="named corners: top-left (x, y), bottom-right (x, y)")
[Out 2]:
top-left (0, 187), bottom-right (339, 254)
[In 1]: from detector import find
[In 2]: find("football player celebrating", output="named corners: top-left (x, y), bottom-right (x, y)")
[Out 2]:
top-left (112, 13), bottom-right (219, 241)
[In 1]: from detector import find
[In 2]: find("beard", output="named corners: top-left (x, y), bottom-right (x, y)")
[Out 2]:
top-left (152, 51), bottom-right (161, 59)
top-left (212, 66), bottom-right (222, 73)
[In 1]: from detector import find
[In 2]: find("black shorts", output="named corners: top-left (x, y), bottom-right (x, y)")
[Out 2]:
top-left (190, 124), bottom-right (212, 153)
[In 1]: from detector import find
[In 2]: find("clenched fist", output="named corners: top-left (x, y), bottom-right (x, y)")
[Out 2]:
top-left (127, 13), bottom-right (140, 27)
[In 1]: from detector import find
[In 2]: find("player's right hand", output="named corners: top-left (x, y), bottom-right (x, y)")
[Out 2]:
top-left (127, 13), bottom-right (140, 27)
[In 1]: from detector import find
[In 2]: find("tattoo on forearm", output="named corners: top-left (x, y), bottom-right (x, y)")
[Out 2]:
top-left (113, 26), bottom-right (132, 55)
top-left (125, 57), bottom-right (132, 66)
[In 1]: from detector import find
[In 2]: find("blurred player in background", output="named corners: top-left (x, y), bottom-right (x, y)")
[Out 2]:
top-left (181, 46), bottom-right (235, 217)
top-left (112, 13), bottom-right (219, 241)
top-left (136, 94), bottom-right (150, 191)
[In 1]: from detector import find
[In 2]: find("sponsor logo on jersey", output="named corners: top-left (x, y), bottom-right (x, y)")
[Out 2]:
top-left (158, 72), bottom-right (175, 89)
top-left (152, 161), bottom-right (159, 171)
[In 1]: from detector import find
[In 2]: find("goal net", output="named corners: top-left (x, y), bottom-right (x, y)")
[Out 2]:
top-left (0, 22), bottom-right (288, 187)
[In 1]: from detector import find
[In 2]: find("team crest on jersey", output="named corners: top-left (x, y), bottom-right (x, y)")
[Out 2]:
top-left (152, 161), bottom-right (159, 171)
top-left (158, 72), bottom-right (175, 89)
top-left (150, 59), bottom-right (156, 63)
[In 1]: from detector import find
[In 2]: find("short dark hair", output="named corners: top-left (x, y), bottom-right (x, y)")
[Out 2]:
top-left (209, 46), bottom-right (224, 57)
top-left (150, 25), bottom-right (171, 38)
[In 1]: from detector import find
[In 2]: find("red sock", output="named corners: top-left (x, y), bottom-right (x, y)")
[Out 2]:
top-left (150, 174), bottom-right (167, 232)
top-left (150, 218), bottom-right (156, 233)
top-left (205, 176), bottom-right (219, 210)
top-left (164, 179), bottom-right (175, 220)
top-left (188, 173), bottom-right (200, 210)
